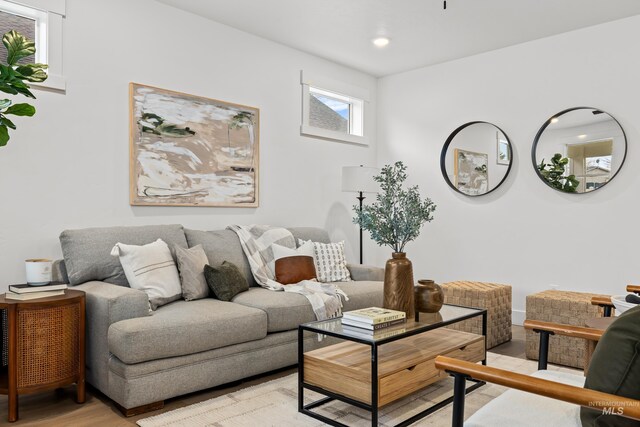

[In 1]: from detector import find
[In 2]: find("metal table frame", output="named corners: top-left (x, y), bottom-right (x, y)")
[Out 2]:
top-left (298, 304), bottom-right (488, 427)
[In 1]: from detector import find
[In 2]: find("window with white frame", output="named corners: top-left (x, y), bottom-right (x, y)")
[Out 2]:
top-left (0, 0), bottom-right (65, 91)
top-left (301, 71), bottom-right (368, 145)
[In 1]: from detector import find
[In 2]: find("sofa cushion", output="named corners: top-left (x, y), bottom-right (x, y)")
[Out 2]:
top-left (111, 239), bottom-right (182, 310)
top-left (204, 262), bottom-right (249, 301)
top-left (287, 227), bottom-right (330, 245)
top-left (185, 228), bottom-right (331, 288)
top-left (175, 245), bottom-right (210, 301)
top-left (108, 299), bottom-right (267, 364)
top-left (271, 241), bottom-right (314, 274)
top-left (60, 224), bottom-right (188, 286)
top-left (309, 241), bottom-right (351, 283)
top-left (466, 370), bottom-right (584, 427)
top-left (185, 229), bottom-right (257, 287)
top-left (232, 280), bottom-right (383, 332)
top-left (232, 288), bottom-right (314, 333)
top-left (275, 256), bottom-right (316, 285)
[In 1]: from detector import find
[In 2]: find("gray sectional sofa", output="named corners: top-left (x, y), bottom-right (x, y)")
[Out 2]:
top-left (54, 224), bottom-right (384, 414)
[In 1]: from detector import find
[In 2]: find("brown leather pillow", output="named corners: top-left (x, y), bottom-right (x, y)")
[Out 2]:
top-left (274, 255), bottom-right (317, 285)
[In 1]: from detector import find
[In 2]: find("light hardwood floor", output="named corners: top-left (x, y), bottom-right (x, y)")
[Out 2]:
top-left (0, 326), bottom-right (527, 426)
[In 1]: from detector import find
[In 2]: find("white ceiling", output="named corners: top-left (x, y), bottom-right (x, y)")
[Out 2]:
top-left (157, 0), bottom-right (640, 77)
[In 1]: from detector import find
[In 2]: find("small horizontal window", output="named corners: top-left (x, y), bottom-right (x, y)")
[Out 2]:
top-left (301, 72), bottom-right (367, 145)
top-left (0, 0), bottom-right (65, 92)
top-left (310, 87), bottom-right (358, 135)
top-left (0, 1), bottom-right (47, 65)
top-left (0, 11), bottom-right (35, 64)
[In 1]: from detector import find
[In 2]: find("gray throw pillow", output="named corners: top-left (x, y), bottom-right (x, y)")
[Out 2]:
top-left (175, 245), bottom-right (210, 301)
top-left (204, 262), bottom-right (249, 301)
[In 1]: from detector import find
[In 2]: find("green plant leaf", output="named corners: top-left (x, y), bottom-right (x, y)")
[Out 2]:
top-left (0, 115), bottom-right (16, 129)
top-left (0, 85), bottom-right (18, 96)
top-left (15, 63), bottom-right (48, 83)
top-left (352, 161), bottom-right (436, 252)
top-left (3, 30), bottom-right (35, 65)
top-left (0, 64), bottom-right (34, 98)
top-left (0, 124), bottom-right (9, 146)
top-left (0, 31), bottom-right (43, 149)
top-left (5, 103), bottom-right (34, 116)
top-left (8, 84), bottom-right (34, 99)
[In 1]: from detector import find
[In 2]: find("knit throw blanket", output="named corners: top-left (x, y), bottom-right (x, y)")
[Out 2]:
top-left (227, 224), bottom-right (347, 320)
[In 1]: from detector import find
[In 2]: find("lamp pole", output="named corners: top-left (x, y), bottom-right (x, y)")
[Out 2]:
top-left (357, 191), bottom-right (365, 264)
top-left (342, 165), bottom-right (379, 266)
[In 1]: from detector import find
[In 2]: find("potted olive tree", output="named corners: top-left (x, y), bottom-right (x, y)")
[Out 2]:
top-left (0, 30), bottom-right (48, 147)
top-left (353, 161), bottom-right (436, 316)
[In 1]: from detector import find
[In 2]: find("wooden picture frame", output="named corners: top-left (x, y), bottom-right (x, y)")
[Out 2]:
top-left (129, 83), bottom-right (260, 207)
top-left (453, 148), bottom-right (488, 196)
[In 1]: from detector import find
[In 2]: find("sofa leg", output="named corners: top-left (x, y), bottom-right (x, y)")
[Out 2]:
top-left (116, 401), bottom-right (164, 417)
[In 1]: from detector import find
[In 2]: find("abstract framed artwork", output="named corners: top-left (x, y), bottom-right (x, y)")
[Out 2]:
top-left (497, 132), bottom-right (510, 165)
top-left (453, 148), bottom-right (488, 196)
top-left (129, 83), bottom-right (259, 207)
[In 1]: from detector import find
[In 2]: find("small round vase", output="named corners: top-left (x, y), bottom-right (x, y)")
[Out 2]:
top-left (414, 279), bottom-right (444, 313)
top-left (383, 252), bottom-right (415, 318)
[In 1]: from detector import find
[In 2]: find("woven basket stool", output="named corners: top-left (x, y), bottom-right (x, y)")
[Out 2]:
top-left (525, 290), bottom-right (607, 369)
top-left (441, 281), bottom-right (512, 349)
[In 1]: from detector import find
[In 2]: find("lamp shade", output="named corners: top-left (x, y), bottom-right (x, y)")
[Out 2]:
top-left (342, 166), bottom-right (379, 193)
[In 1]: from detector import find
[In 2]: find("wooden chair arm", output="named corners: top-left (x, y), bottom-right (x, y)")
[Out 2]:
top-left (524, 319), bottom-right (603, 342)
top-left (435, 356), bottom-right (640, 421)
top-left (627, 285), bottom-right (640, 294)
top-left (591, 295), bottom-right (614, 308)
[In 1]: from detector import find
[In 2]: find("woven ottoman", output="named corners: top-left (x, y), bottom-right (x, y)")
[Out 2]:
top-left (441, 281), bottom-right (512, 349)
top-left (525, 290), bottom-right (608, 368)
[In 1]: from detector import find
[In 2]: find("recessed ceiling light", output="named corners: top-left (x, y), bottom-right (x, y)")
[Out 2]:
top-left (372, 37), bottom-right (390, 48)
top-left (578, 134), bottom-right (587, 139)
top-left (550, 118), bottom-right (559, 124)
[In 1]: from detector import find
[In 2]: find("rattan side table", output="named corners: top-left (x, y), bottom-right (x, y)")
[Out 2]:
top-left (0, 289), bottom-right (85, 422)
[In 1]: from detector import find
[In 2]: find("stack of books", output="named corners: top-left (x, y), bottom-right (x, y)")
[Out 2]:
top-left (341, 307), bottom-right (407, 339)
top-left (6, 283), bottom-right (68, 300)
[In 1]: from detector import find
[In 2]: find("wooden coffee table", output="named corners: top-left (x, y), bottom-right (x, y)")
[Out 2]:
top-left (298, 304), bottom-right (487, 427)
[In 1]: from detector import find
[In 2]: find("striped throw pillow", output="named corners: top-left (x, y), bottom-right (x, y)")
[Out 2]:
top-left (111, 239), bottom-right (182, 310)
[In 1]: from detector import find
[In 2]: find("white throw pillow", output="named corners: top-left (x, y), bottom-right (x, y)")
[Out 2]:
top-left (300, 239), bottom-right (351, 283)
top-left (110, 239), bottom-right (182, 310)
top-left (269, 240), bottom-right (315, 277)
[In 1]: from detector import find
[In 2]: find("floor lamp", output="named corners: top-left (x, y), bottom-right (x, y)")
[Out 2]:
top-left (342, 165), bottom-right (379, 264)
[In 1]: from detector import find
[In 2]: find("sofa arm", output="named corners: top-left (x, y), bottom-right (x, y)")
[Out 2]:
top-left (347, 264), bottom-right (384, 281)
top-left (73, 281), bottom-right (149, 394)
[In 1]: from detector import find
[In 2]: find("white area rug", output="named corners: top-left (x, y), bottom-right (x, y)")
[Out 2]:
top-left (137, 353), bottom-right (580, 427)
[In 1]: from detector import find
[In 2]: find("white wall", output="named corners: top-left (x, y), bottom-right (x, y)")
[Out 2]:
top-left (377, 15), bottom-right (640, 324)
top-left (0, 0), bottom-right (377, 290)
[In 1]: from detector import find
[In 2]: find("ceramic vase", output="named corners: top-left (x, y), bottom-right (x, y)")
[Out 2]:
top-left (414, 279), bottom-right (444, 313)
top-left (383, 252), bottom-right (415, 318)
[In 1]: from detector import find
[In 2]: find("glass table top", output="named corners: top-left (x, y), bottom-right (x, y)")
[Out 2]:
top-left (300, 304), bottom-right (485, 344)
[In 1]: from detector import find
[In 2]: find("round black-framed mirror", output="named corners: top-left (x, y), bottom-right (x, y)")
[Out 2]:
top-left (440, 121), bottom-right (513, 197)
top-left (532, 107), bottom-right (627, 194)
